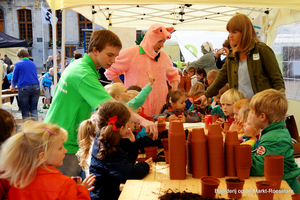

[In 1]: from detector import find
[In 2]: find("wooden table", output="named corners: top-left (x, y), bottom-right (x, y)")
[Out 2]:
top-left (119, 162), bottom-right (294, 200)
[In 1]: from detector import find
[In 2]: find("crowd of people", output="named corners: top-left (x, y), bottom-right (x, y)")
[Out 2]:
top-left (0, 13), bottom-right (299, 200)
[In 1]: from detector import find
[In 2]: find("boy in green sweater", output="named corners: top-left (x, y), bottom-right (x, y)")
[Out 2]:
top-left (249, 89), bottom-right (300, 193)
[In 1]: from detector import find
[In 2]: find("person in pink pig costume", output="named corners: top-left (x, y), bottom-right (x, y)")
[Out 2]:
top-left (105, 23), bottom-right (180, 117)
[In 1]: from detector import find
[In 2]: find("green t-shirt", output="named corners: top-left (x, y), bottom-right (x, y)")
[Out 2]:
top-left (44, 53), bottom-right (113, 154)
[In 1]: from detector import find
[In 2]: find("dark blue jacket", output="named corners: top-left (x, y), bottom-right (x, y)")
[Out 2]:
top-left (89, 135), bottom-right (149, 200)
top-left (11, 58), bottom-right (39, 89)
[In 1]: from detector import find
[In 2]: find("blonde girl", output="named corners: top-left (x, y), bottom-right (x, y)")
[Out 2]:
top-left (77, 112), bottom-right (98, 177)
top-left (0, 120), bottom-right (95, 199)
top-left (89, 101), bottom-right (152, 200)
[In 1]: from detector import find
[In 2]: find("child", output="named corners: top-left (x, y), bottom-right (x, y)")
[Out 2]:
top-left (229, 98), bottom-right (250, 134)
top-left (210, 83), bottom-right (229, 116)
top-left (249, 89), bottom-right (300, 193)
top-left (0, 120), bottom-right (96, 199)
top-left (89, 102), bottom-right (152, 200)
top-left (42, 67), bottom-right (54, 109)
top-left (196, 67), bottom-right (208, 86)
top-left (0, 109), bottom-right (16, 199)
top-left (216, 89), bottom-right (244, 124)
top-left (207, 69), bottom-right (218, 86)
top-left (77, 112), bottom-right (98, 178)
top-left (239, 110), bottom-right (260, 146)
top-left (105, 72), bottom-right (155, 111)
top-left (153, 91), bottom-right (201, 123)
top-left (232, 98), bottom-right (250, 121)
top-left (187, 66), bottom-right (197, 86)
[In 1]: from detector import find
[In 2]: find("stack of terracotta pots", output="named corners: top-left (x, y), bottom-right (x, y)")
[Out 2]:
top-left (190, 128), bottom-right (208, 178)
top-left (185, 76), bottom-right (191, 92)
top-left (264, 154), bottom-right (284, 190)
top-left (207, 124), bottom-right (225, 178)
top-left (234, 145), bottom-right (252, 180)
top-left (169, 119), bottom-right (186, 180)
top-left (161, 138), bottom-right (169, 163)
top-left (225, 130), bottom-right (239, 177)
top-left (186, 131), bottom-right (192, 174)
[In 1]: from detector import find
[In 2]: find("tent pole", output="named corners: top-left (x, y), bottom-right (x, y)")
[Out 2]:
top-left (264, 13), bottom-right (269, 44)
top-left (92, 6), bottom-right (95, 32)
top-left (61, 9), bottom-right (66, 73)
top-left (52, 0), bottom-right (57, 89)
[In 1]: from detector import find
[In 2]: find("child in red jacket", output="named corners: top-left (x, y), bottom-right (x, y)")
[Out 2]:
top-left (0, 120), bottom-right (96, 200)
top-left (0, 109), bottom-right (16, 200)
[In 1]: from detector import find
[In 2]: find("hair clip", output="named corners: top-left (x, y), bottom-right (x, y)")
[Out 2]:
top-left (23, 132), bottom-right (26, 136)
top-left (169, 96), bottom-right (172, 104)
top-left (108, 115), bottom-right (118, 131)
top-left (43, 127), bottom-right (54, 135)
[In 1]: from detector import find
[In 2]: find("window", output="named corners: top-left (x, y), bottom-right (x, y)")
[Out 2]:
top-left (78, 14), bottom-right (92, 43)
top-left (28, 49), bottom-right (32, 57)
top-left (18, 9), bottom-right (32, 40)
top-left (65, 46), bottom-right (76, 58)
top-left (49, 10), bottom-right (62, 42)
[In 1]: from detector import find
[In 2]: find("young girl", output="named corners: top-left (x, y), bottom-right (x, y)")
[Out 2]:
top-left (216, 89), bottom-right (244, 124)
top-left (196, 67), bottom-right (208, 86)
top-left (0, 120), bottom-right (96, 199)
top-left (89, 102), bottom-right (152, 200)
top-left (229, 98), bottom-right (250, 133)
top-left (0, 108), bottom-right (16, 199)
top-left (186, 66), bottom-right (197, 86)
top-left (77, 112), bottom-right (98, 178)
top-left (153, 91), bottom-right (201, 123)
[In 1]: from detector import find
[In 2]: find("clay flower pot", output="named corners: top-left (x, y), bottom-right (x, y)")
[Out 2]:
top-left (161, 138), bottom-right (168, 150)
top-left (164, 150), bottom-right (169, 163)
top-left (223, 122), bottom-right (231, 132)
top-left (169, 120), bottom-right (186, 180)
top-left (225, 178), bottom-right (245, 199)
top-left (144, 146), bottom-right (158, 160)
top-left (207, 124), bottom-right (225, 178)
top-left (190, 128), bottom-right (208, 178)
top-left (157, 123), bottom-right (166, 132)
top-left (234, 145), bottom-right (252, 180)
top-left (224, 131), bottom-right (239, 177)
top-left (292, 193), bottom-right (300, 200)
top-left (264, 154), bottom-right (284, 190)
top-left (201, 176), bottom-right (220, 198)
top-left (256, 181), bottom-right (277, 200)
top-left (212, 114), bottom-right (221, 123)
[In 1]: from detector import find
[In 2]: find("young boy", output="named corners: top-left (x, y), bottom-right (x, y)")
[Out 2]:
top-left (249, 89), bottom-right (300, 193)
top-left (207, 69), bottom-right (218, 86)
top-left (42, 67), bottom-right (54, 109)
top-left (187, 66), bottom-right (197, 86)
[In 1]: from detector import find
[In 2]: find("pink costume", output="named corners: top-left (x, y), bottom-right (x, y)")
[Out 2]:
top-left (105, 23), bottom-right (180, 116)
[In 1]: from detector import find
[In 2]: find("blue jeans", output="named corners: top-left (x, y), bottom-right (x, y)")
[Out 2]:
top-left (18, 84), bottom-right (40, 121)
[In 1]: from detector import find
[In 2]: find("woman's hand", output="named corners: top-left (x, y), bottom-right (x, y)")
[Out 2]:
top-left (80, 174), bottom-right (96, 191)
top-left (140, 119), bottom-right (158, 140)
top-left (196, 95), bottom-right (207, 107)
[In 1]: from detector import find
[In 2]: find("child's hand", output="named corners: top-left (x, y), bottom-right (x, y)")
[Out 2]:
top-left (167, 114), bottom-right (178, 121)
top-left (81, 174), bottom-right (96, 191)
top-left (122, 128), bottom-right (136, 142)
top-left (178, 114), bottom-right (186, 123)
top-left (147, 72), bottom-right (155, 87)
top-left (229, 120), bottom-right (244, 133)
top-left (216, 118), bottom-right (225, 124)
top-left (145, 157), bottom-right (153, 166)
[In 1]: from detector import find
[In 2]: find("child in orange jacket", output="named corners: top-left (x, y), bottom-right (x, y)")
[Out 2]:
top-left (0, 121), bottom-right (96, 200)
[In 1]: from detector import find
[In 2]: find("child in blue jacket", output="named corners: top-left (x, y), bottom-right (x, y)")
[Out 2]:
top-left (42, 67), bottom-right (53, 109)
top-left (249, 89), bottom-right (300, 193)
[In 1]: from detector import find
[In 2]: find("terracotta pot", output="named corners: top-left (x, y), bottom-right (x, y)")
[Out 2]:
top-left (189, 128), bottom-right (206, 141)
top-left (225, 131), bottom-right (239, 177)
top-left (185, 76), bottom-right (191, 92)
top-left (264, 154), bottom-right (284, 190)
top-left (157, 124), bottom-right (166, 132)
top-left (207, 124), bottom-right (225, 178)
top-left (256, 181), bottom-right (277, 200)
top-left (201, 176), bottom-right (220, 198)
top-left (225, 178), bottom-right (245, 199)
top-left (225, 131), bottom-right (239, 144)
top-left (212, 114), bottom-right (221, 123)
top-left (223, 122), bottom-right (231, 132)
top-left (191, 138), bottom-right (208, 178)
top-left (164, 150), bottom-right (169, 163)
top-left (144, 146), bottom-right (158, 160)
top-left (161, 138), bottom-right (168, 150)
top-left (234, 145), bottom-right (252, 180)
top-left (169, 120), bottom-right (186, 180)
top-left (292, 193), bottom-right (300, 200)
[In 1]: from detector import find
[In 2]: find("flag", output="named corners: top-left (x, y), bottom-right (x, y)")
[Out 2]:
top-left (41, 5), bottom-right (58, 25)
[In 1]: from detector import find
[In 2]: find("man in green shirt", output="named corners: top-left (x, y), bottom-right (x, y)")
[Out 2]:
top-left (45, 30), bottom-right (157, 176)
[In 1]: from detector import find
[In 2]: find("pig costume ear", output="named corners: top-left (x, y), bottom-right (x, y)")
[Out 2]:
top-left (152, 26), bottom-right (174, 34)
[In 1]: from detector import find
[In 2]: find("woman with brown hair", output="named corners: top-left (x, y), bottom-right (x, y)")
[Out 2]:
top-left (198, 14), bottom-right (285, 104)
